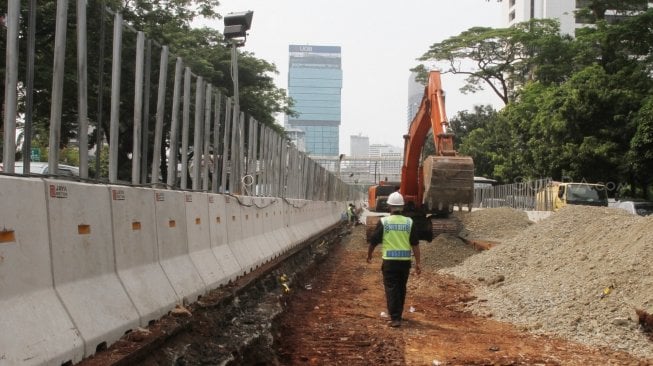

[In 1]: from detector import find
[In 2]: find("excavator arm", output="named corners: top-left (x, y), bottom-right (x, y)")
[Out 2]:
top-left (400, 71), bottom-right (474, 238)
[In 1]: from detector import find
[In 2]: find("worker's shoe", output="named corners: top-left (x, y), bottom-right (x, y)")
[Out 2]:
top-left (389, 320), bottom-right (401, 328)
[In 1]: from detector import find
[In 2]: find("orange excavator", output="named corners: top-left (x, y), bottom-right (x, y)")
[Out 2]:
top-left (368, 70), bottom-right (474, 241)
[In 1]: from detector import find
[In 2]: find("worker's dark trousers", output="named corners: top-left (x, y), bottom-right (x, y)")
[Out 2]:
top-left (381, 260), bottom-right (411, 321)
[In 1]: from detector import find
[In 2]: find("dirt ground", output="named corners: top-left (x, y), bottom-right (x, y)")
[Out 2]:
top-left (273, 225), bottom-right (651, 366)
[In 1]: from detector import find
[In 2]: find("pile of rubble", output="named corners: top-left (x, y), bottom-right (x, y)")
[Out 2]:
top-left (445, 206), bottom-right (653, 359)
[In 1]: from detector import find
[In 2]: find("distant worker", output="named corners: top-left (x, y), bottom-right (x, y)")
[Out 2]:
top-left (347, 203), bottom-right (358, 226)
top-left (366, 192), bottom-right (421, 328)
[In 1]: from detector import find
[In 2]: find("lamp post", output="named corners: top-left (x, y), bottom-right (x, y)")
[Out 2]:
top-left (223, 10), bottom-right (253, 109)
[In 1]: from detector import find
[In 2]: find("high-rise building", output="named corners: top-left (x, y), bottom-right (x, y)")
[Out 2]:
top-left (502, 0), bottom-right (651, 36)
top-left (407, 72), bottom-right (423, 128)
top-left (369, 144), bottom-right (402, 158)
top-left (350, 134), bottom-right (369, 157)
top-left (286, 128), bottom-right (306, 152)
top-left (287, 45), bottom-right (342, 156)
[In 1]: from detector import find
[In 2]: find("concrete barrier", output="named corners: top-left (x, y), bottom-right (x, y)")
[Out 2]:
top-left (207, 194), bottom-right (242, 282)
top-left (287, 199), bottom-right (310, 244)
top-left (281, 199), bottom-right (299, 249)
top-left (45, 180), bottom-right (140, 357)
top-left (252, 196), bottom-right (281, 260)
top-left (109, 186), bottom-right (178, 326)
top-left (258, 197), bottom-right (285, 258)
top-left (264, 197), bottom-right (292, 253)
top-left (184, 192), bottom-right (227, 290)
top-left (0, 176), bottom-right (84, 366)
top-left (153, 189), bottom-right (206, 303)
top-left (224, 195), bottom-right (260, 274)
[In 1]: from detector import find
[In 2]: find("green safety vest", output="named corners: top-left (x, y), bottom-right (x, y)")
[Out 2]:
top-left (380, 215), bottom-right (413, 261)
top-left (347, 206), bottom-right (353, 219)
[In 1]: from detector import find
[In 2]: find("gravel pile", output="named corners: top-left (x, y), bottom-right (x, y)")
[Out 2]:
top-left (454, 207), bottom-right (533, 242)
top-left (421, 233), bottom-right (478, 270)
top-left (445, 205), bottom-right (653, 359)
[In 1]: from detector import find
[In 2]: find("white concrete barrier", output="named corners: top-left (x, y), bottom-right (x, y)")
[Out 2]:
top-left (258, 197), bottom-right (285, 258)
top-left (184, 192), bottom-right (227, 290)
top-left (237, 196), bottom-right (273, 266)
top-left (0, 176), bottom-right (83, 366)
top-left (288, 199), bottom-right (310, 244)
top-left (265, 197), bottom-right (292, 253)
top-left (109, 186), bottom-right (178, 326)
top-left (224, 195), bottom-right (258, 274)
top-left (251, 196), bottom-right (281, 260)
top-left (153, 189), bottom-right (206, 303)
top-left (281, 199), bottom-right (300, 249)
top-left (207, 194), bottom-right (242, 282)
top-left (45, 180), bottom-right (140, 357)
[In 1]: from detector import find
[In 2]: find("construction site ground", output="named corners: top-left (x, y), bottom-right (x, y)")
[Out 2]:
top-left (274, 207), bottom-right (653, 366)
top-left (79, 207), bottom-right (653, 365)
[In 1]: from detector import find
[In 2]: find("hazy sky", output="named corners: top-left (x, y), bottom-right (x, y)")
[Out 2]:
top-left (200, 0), bottom-right (504, 153)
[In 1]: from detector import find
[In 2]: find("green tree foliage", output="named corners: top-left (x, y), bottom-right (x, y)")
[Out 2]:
top-left (413, 19), bottom-right (574, 105)
top-left (433, 8), bottom-right (653, 197)
top-left (0, 0), bottom-right (293, 179)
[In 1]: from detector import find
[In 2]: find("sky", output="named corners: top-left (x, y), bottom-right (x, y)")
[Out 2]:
top-left (198, 0), bottom-right (504, 154)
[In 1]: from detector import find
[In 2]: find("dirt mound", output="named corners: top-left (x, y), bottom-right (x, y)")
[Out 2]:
top-left (421, 233), bottom-right (478, 270)
top-left (455, 207), bottom-right (533, 242)
top-left (446, 205), bottom-right (653, 359)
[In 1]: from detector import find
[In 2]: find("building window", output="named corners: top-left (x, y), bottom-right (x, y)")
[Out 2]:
top-left (509, 0), bottom-right (515, 7)
top-left (509, 10), bottom-right (516, 22)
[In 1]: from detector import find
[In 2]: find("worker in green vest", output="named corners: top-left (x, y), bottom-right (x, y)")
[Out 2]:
top-left (366, 191), bottom-right (421, 328)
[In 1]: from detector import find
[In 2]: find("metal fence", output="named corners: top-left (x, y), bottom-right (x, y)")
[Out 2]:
top-left (473, 178), bottom-right (555, 211)
top-left (0, 1), bottom-right (361, 202)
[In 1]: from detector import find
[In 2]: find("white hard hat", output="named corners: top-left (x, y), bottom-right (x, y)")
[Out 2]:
top-left (387, 192), bottom-right (405, 206)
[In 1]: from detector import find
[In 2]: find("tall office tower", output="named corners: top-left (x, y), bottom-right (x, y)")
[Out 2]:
top-left (407, 72), bottom-right (423, 128)
top-left (350, 134), bottom-right (369, 158)
top-left (503, 0), bottom-right (651, 36)
top-left (287, 45), bottom-right (342, 156)
top-left (286, 128), bottom-right (306, 152)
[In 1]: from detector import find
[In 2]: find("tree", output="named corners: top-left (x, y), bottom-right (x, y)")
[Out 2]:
top-left (575, 0), bottom-right (649, 22)
top-left (413, 19), bottom-right (573, 105)
top-left (448, 105), bottom-right (497, 150)
top-left (629, 96), bottom-right (653, 198)
top-left (0, 0), bottom-right (294, 179)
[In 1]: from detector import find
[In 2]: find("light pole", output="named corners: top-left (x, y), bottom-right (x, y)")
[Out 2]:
top-left (223, 10), bottom-right (253, 109)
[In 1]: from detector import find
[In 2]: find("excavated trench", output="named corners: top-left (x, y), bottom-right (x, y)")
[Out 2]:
top-left (78, 223), bottom-right (349, 366)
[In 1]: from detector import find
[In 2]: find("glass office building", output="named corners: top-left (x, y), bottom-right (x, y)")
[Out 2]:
top-left (287, 45), bottom-right (342, 156)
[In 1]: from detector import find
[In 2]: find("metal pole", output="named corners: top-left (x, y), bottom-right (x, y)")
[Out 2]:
top-left (238, 112), bottom-right (246, 194)
top-left (231, 41), bottom-right (240, 110)
top-left (77, 0), bottom-right (89, 179)
top-left (108, 12), bottom-right (123, 183)
top-left (150, 45), bottom-right (169, 184)
top-left (23, 0), bottom-right (36, 173)
top-left (192, 77), bottom-right (204, 190)
top-left (261, 126), bottom-right (270, 196)
top-left (131, 31), bottom-right (145, 184)
top-left (180, 67), bottom-right (192, 189)
top-left (229, 104), bottom-right (239, 194)
top-left (252, 121), bottom-right (259, 195)
top-left (48, 0), bottom-right (69, 176)
top-left (202, 83), bottom-right (212, 191)
top-left (220, 98), bottom-right (232, 193)
top-left (212, 93), bottom-right (223, 193)
top-left (3, 0), bottom-right (19, 172)
top-left (166, 57), bottom-right (183, 187)
top-left (95, 3), bottom-right (106, 180)
top-left (140, 40), bottom-right (152, 183)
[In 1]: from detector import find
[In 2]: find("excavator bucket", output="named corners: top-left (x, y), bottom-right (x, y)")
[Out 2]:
top-left (422, 155), bottom-right (474, 213)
